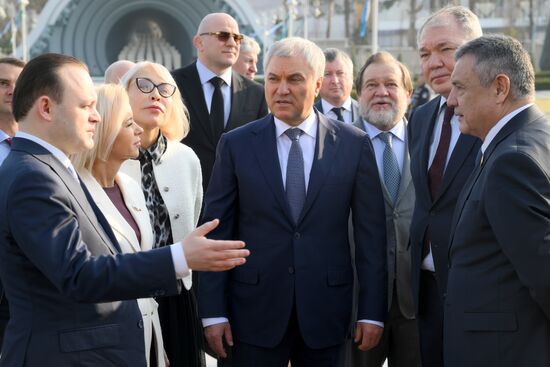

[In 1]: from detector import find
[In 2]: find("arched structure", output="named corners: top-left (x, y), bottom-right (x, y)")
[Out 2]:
top-left (27, 0), bottom-right (260, 76)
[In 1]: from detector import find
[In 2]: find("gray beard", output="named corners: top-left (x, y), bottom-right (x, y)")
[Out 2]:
top-left (360, 104), bottom-right (398, 131)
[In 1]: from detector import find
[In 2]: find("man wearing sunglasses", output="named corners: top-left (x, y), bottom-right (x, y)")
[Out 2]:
top-left (172, 12), bottom-right (268, 193)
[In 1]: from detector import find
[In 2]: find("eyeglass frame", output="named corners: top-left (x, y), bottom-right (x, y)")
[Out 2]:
top-left (134, 77), bottom-right (176, 98)
top-left (199, 31), bottom-right (244, 44)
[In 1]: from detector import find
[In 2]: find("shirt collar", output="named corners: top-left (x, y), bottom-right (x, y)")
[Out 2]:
top-left (196, 59), bottom-right (232, 87)
top-left (362, 118), bottom-right (406, 143)
top-left (481, 103), bottom-right (534, 153)
top-left (0, 129), bottom-right (10, 143)
top-left (321, 97), bottom-right (352, 113)
top-left (274, 109), bottom-right (318, 139)
top-left (15, 131), bottom-right (77, 179)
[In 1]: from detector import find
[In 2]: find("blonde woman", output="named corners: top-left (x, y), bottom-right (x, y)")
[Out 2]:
top-left (119, 62), bottom-right (204, 367)
top-left (71, 84), bottom-right (166, 367)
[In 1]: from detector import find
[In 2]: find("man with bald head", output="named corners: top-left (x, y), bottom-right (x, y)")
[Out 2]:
top-left (408, 6), bottom-right (482, 367)
top-left (104, 60), bottom-right (135, 84)
top-left (172, 13), bottom-right (268, 192)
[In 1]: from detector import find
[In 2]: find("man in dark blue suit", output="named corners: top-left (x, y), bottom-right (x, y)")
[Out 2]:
top-left (0, 53), bottom-right (249, 366)
top-left (198, 37), bottom-right (387, 367)
top-left (407, 6), bottom-right (482, 367)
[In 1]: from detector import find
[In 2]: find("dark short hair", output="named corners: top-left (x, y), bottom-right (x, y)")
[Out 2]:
top-left (0, 57), bottom-right (25, 68)
top-left (12, 53), bottom-right (87, 121)
top-left (355, 51), bottom-right (413, 96)
top-left (455, 34), bottom-right (534, 100)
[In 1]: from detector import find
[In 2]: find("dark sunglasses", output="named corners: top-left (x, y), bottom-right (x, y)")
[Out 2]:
top-left (135, 77), bottom-right (176, 98)
top-left (199, 31), bottom-right (244, 44)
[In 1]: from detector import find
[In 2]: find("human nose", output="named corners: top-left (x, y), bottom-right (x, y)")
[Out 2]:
top-left (447, 87), bottom-right (458, 108)
top-left (373, 84), bottom-right (389, 96)
top-left (90, 108), bottom-right (101, 124)
top-left (250, 63), bottom-right (257, 73)
top-left (150, 87), bottom-right (161, 100)
top-left (276, 80), bottom-right (289, 94)
top-left (426, 53), bottom-right (443, 69)
top-left (134, 122), bottom-right (144, 135)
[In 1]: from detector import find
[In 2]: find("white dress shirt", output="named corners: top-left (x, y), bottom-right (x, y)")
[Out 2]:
top-left (321, 97), bottom-right (354, 123)
top-left (362, 119), bottom-right (406, 177)
top-left (422, 97), bottom-right (461, 271)
top-left (196, 60), bottom-right (232, 127)
top-left (0, 130), bottom-right (12, 167)
top-left (203, 110), bottom-right (383, 328)
top-left (15, 131), bottom-right (190, 279)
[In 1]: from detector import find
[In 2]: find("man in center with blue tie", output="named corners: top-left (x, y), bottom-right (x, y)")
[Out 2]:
top-left (198, 37), bottom-right (388, 367)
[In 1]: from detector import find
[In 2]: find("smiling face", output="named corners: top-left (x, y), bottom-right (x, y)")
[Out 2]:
top-left (320, 57), bottom-right (353, 107)
top-left (127, 65), bottom-right (173, 133)
top-left (418, 15), bottom-right (469, 98)
top-left (358, 61), bottom-right (411, 131)
top-left (194, 13), bottom-right (241, 74)
top-left (51, 64), bottom-right (100, 155)
top-left (264, 55), bottom-right (322, 126)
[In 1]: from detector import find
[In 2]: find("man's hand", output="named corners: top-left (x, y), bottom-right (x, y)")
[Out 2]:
top-left (354, 322), bottom-right (383, 351)
top-left (182, 219), bottom-right (249, 271)
top-left (204, 322), bottom-right (233, 358)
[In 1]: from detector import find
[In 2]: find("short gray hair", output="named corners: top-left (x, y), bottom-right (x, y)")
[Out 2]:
top-left (240, 35), bottom-right (261, 55)
top-left (456, 34), bottom-right (534, 100)
top-left (323, 48), bottom-right (353, 74)
top-left (264, 37), bottom-right (325, 78)
top-left (418, 5), bottom-right (482, 46)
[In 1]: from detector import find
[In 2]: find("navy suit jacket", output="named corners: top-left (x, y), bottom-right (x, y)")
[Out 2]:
top-left (198, 112), bottom-right (387, 349)
top-left (444, 105), bottom-right (550, 367)
top-left (408, 96), bottom-right (481, 306)
top-left (0, 139), bottom-right (179, 366)
top-left (172, 62), bottom-right (268, 191)
top-left (314, 98), bottom-right (359, 122)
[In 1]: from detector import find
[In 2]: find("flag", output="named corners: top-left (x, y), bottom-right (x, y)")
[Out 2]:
top-left (360, 0), bottom-right (370, 38)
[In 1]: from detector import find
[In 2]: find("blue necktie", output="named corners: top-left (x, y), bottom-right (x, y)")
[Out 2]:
top-left (284, 128), bottom-right (306, 224)
top-left (331, 107), bottom-right (344, 122)
top-left (379, 132), bottom-right (401, 204)
top-left (209, 76), bottom-right (225, 139)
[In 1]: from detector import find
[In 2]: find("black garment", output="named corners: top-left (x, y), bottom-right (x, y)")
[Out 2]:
top-left (139, 133), bottom-right (206, 367)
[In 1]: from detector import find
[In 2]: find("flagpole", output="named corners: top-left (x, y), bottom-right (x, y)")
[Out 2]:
top-left (371, 0), bottom-right (378, 54)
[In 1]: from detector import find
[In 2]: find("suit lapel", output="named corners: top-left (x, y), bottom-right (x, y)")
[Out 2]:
top-left (251, 115), bottom-right (293, 221)
top-left (299, 113), bottom-right (340, 222)
top-left (434, 133), bottom-right (479, 203)
top-left (351, 99), bottom-right (359, 122)
top-left (395, 132), bottom-right (412, 207)
top-left (183, 64), bottom-right (216, 147)
top-left (418, 98), bottom-right (441, 202)
top-left (314, 100), bottom-right (324, 113)
top-left (226, 72), bottom-right (244, 131)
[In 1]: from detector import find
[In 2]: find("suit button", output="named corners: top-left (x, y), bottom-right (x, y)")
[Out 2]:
top-left (138, 319), bottom-right (144, 329)
top-left (163, 187), bottom-right (169, 192)
top-left (288, 267), bottom-right (295, 274)
top-left (174, 214), bottom-right (180, 220)
top-left (294, 232), bottom-right (301, 239)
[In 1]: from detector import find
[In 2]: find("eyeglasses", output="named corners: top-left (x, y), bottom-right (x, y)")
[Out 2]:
top-left (135, 77), bottom-right (176, 98)
top-left (199, 31), bottom-right (244, 44)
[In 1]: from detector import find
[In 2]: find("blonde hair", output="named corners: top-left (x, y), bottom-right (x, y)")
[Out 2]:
top-left (120, 61), bottom-right (189, 141)
top-left (71, 84), bottom-right (130, 171)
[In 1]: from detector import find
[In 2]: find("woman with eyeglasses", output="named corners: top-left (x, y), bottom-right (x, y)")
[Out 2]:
top-left (71, 84), bottom-right (167, 367)
top-left (119, 62), bottom-right (205, 367)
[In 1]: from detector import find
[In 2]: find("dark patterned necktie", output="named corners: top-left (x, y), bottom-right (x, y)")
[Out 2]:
top-left (378, 132), bottom-right (401, 204)
top-left (284, 128), bottom-right (305, 224)
top-left (331, 107), bottom-right (344, 122)
top-left (428, 104), bottom-right (454, 199)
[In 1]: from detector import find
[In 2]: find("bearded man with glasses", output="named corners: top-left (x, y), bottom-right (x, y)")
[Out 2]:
top-left (172, 12), bottom-right (268, 194)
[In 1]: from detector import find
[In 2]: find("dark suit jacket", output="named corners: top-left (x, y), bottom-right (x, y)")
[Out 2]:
top-left (172, 62), bottom-right (268, 191)
top-left (314, 98), bottom-right (359, 122)
top-left (408, 96), bottom-right (481, 306)
top-left (198, 112), bottom-right (387, 349)
top-left (0, 139), bottom-right (179, 367)
top-left (444, 105), bottom-right (550, 367)
top-left (353, 119), bottom-right (415, 319)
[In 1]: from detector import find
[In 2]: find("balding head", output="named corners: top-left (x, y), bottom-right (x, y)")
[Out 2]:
top-left (193, 13), bottom-right (241, 74)
top-left (104, 60), bottom-right (136, 84)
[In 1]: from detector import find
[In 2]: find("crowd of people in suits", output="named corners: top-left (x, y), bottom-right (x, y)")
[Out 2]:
top-left (0, 4), bottom-right (548, 367)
